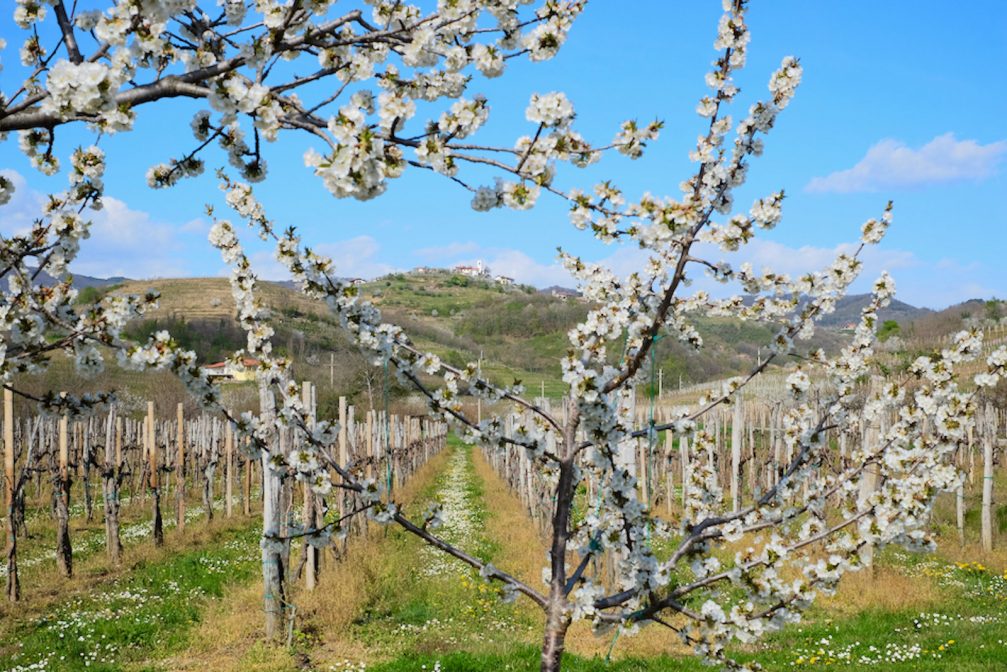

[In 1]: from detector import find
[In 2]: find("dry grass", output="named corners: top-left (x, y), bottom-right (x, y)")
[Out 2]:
top-left (161, 447), bottom-right (454, 672)
top-left (818, 564), bottom-right (939, 617)
top-left (114, 278), bottom-right (328, 322)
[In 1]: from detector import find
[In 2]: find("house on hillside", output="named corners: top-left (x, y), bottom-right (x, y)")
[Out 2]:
top-left (202, 357), bottom-right (260, 382)
top-left (494, 275), bottom-right (515, 286)
top-left (454, 260), bottom-right (490, 278)
top-left (413, 266), bottom-right (439, 274)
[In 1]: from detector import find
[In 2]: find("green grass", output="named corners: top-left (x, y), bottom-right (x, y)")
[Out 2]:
top-left (368, 553), bottom-right (1007, 671)
top-left (0, 525), bottom-right (260, 672)
top-left (349, 436), bottom-right (538, 657)
top-left (366, 648), bottom-right (702, 671)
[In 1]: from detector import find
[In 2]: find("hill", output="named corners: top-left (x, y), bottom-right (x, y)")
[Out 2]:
top-left (815, 293), bottom-right (931, 328)
top-left (39, 268), bottom-right (975, 408)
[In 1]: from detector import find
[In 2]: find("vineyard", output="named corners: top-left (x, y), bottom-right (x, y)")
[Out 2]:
top-left (3, 293), bottom-right (1007, 670)
top-left (1, 0), bottom-right (1004, 670)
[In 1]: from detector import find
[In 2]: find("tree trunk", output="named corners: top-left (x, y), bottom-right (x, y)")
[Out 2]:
top-left (540, 433), bottom-right (577, 672)
top-left (55, 476), bottom-right (73, 578)
top-left (225, 422), bottom-right (233, 517)
top-left (5, 516), bottom-right (18, 601)
top-left (956, 481), bottom-right (965, 547)
top-left (540, 600), bottom-right (571, 672)
top-left (259, 381), bottom-right (286, 640)
top-left (56, 413), bottom-right (72, 578)
top-left (4, 389), bottom-right (18, 601)
top-left (302, 381), bottom-right (317, 590)
top-left (203, 463), bottom-right (215, 521)
top-left (730, 399), bottom-right (742, 512)
top-left (82, 426), bottom-right (94, 522)
top-left (981, 424), bottom-right (994, 552)
top-left (176, 403), bottom-right (186, 530)
top-left (148, 402), bottom-right (164, 547)
top-left (152, 490), bottom-right (164, 545)
top-left (103, 410), bottom-right (122, 565)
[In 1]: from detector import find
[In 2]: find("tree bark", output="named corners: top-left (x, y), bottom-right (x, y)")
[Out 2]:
top-left (4, 389), bottom-right (18, 601)
top-left (102, 409), bottom-right (122, 565)
top-left (730, 399), bottom-right (743, 512)
top-left (981, 420), bottom-right (994, 552)
top-left (540, 599), bottom-right (572, 672)
top-left (82, 421), bottom-right (94, 522)
top-left (176, 403), bottom-right (186, 530)
top-left (540, 426), bottom-right (577, 672)
top-left (56, 412), bottom-right (72, 578)
top-left (148, 402), bottom-right (163, 546)
top-left (259, 381), bottom-right (286, 640)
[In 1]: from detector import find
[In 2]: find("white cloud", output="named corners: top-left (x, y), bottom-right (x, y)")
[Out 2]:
top-left (249, 235), bottom-right (399, 282)
top-left (729, 239), bottom-right (917, 278)
top-left (415, 241), bottom-right (481, 260)
top-left (806, 133), bottom-right (1007, 193)
top-left (316, 236), bottom-right (399, 280)
top-left (74, 196), bottom-right (191, 277)
top-left (0, 169), bottom-right (46, 234)
top-left (0, 170), bottom-right (196, 278)
top-left (411, 237), bottom-right (996, 309)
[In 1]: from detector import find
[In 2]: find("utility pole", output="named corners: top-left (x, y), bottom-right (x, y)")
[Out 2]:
top-left (329, 352), bottom-right (334, 388)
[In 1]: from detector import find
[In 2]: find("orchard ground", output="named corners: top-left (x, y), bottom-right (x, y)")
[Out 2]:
top-left (3, 435), bottom-right (1007, 672)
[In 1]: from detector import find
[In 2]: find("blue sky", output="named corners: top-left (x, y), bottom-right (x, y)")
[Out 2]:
top-left (1, 1), bottom-right (1005, 308)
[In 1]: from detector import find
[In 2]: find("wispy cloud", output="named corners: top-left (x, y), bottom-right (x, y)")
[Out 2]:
top-left (248, 235), bottom-right (399, 282)
top-left (417, 237), bottom-right (992, 308)
top-left (0, 170), bottom-right (196, 278)
top-left (807, 133), bottom-right (1007, 193)
top-left (414, 241), bottom-right (482, 260)
top-left (316, 236), bottom-right (399, 279)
